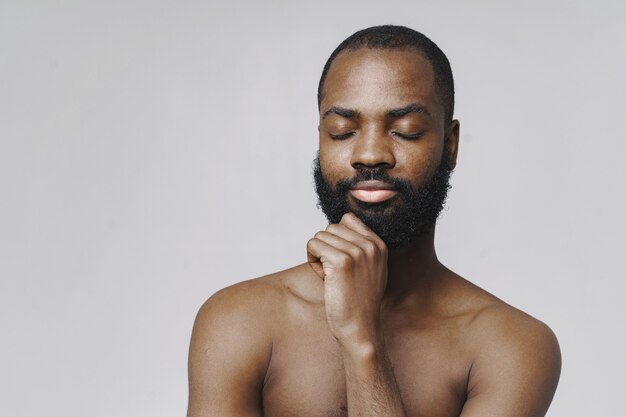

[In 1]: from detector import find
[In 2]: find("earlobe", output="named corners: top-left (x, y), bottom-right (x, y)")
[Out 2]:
top-left (445, 120), bottom-right (460, 170)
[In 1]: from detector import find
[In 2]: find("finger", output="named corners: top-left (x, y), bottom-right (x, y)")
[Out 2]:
top-left (321, 225), bottom-right (380, 255)
top-left (339, 212), bottom-right (372, 234)
top-left (307, 235), bottom-right (350, 264)
top-left (306, 242), bottom-right (325, 280)
top-left (316, 229), bottom-right (363, 251)
top-left (318, 228), bottom-right (383, 265)
top-left (307, 255), bottom-right (325, 280)
top-left (337, 213), bottom-right (386, 251)
top-left (306, 237), bottom-right (351, 280)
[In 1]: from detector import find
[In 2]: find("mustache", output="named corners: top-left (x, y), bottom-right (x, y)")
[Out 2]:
top-left (335, 167), bottom-right (413, 193)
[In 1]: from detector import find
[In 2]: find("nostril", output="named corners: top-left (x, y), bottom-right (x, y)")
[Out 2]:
top-left (352, 161), bottom-right (394, 170)
top-left (350, 148), bottom-right (395, 169)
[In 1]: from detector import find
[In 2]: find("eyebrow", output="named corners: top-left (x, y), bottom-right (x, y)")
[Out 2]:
top-left (388, 103), bottom-right (430, 118)
top-left (322, 106), bottom-right (359, 120)
top-left (322, 103), bottom-right (430, 120)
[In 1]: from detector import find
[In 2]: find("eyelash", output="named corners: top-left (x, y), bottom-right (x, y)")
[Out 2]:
top-left (329, 131), bottom-right (423, 140)
top-left (393, 131), bottom-right (424, 140)
top-left (329, 132), bottom-right (356, 140)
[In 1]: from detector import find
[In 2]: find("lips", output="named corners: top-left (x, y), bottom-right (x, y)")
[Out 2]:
top-left (349, 180), bottom-right (399, 203)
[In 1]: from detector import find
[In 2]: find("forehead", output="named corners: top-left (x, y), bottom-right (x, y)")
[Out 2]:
top-left (320, 48), bottom-right (439, 117)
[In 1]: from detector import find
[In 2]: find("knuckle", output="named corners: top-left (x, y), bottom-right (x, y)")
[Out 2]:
top-left (341, 212), bottom-right (354, 222)
top-left (373, 237), bottom-right (387, 252)
top-left (326, 223), bottom-right (339, 234)
top-left (335, 252), bottom-right (352, 268)
top-left (348, 245), bottom-right (364, 260)
top-left (362, 240), bottom-right (377, 256)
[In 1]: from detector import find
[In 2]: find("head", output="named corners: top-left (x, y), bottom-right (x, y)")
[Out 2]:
top-left (314, 25), bottom-right (460, 249)
top-left (318, 25), bottom-right (455, 125)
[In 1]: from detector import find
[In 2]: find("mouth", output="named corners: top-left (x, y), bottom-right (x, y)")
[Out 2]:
top-left (349, 180), bottom-right (399, 203)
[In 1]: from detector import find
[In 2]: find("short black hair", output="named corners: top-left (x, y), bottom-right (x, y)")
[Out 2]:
top-left (317, 25), bottom-right (455, 124)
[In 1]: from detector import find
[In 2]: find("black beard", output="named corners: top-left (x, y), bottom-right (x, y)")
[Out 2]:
top-left (313, 153), bottom-right (453, 250)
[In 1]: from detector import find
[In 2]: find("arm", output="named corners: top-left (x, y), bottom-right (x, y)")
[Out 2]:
top-left (460, 312), bottom-right (561, 417)
top-left (186, 282), bottom-right (272, 417)
top-left (341, 340), bottom-right (407, 417)
top-left (307, 213), bottom-right (408, 417)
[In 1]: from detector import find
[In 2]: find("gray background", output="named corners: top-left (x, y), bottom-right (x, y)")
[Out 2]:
top-left (1, 1), bottom-right (624, 416)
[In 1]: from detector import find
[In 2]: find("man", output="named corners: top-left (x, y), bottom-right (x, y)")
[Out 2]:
top-left (187, 25), bottom-right (561, 417)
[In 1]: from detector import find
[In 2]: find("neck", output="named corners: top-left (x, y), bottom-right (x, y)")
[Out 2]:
top-left (383, 226), bottom-right (445, 308)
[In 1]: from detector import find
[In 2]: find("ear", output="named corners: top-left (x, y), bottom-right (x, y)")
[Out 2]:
top-left (444, 120), bottom-right (460, 170)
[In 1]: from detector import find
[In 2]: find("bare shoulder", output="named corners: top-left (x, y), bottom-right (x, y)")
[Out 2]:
top-left (444, 273), bottom-right (559, 356)
top-left (191, 267), bottom-right (295, 347)
top-left (187, 267), bottom-right (300, 417)
top-left (454, 276), bottom-right (562, 416)
top-left (191, 263), bottom-right (315, 343)
top-left (196, 272), bottom-right (283, 319)
top-left (467, 288), bottom-right (561, 368)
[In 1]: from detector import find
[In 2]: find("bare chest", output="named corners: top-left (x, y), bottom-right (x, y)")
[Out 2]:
top-left (261, 312), bottom-right (470, 417)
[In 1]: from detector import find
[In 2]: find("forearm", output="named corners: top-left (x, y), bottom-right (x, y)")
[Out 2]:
top-left (342, 340), bottom-right (408, 417)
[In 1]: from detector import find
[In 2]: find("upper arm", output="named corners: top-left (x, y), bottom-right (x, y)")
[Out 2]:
top-left (187, 282), bottom-right (274, 417)
top-left (460, 312), bottom-right (561, 417)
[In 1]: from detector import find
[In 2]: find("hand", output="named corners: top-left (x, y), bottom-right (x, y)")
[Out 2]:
top-left (307, 213), bottom-right (388, 347)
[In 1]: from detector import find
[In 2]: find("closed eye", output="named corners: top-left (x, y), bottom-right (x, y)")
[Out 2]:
top-left (329, 132), bottom-right (355, 140)
top-left (393, 131), bottom-right (424, 140)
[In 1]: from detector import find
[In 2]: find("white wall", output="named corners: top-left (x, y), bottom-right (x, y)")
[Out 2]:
top-left (1, 1), bottom-right (624, 416)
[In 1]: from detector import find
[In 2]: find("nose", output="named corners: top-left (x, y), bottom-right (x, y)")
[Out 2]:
top-left (350, 127), bottom-right (395, 169)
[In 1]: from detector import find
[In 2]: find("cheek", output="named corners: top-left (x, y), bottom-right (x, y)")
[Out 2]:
top-left (319, 144), bottom-right (353, 175)
top-left (397, 141), bottom-right (444, 179)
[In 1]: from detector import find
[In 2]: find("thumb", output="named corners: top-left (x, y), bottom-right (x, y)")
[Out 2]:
top-left (307, 251), bottom-right (325, 280)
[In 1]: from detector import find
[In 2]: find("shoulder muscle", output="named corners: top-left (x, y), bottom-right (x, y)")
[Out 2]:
top-left (462, 306), bottom-right (561, 417)
top-left (187, 278), bottom-right (279, 417)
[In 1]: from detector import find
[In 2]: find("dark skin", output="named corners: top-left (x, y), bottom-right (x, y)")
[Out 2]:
top-left (187, 48), bottom-right (561, 417)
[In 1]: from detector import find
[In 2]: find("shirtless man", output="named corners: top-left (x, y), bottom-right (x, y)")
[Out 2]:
top-left (187, 25), bottom-right (561, 417)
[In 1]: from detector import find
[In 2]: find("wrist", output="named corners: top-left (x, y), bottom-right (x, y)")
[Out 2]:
top-left (339, 337), bottom-right (389, 380)
top-left (338, 330), bottom-right (386, 361)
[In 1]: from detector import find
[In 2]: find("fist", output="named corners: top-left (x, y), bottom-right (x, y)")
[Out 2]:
top-left (307, 213), bottom-right (388, 345)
